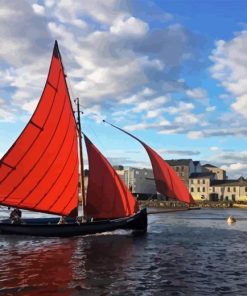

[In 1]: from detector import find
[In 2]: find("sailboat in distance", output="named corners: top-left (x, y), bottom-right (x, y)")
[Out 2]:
top-left (0, 41), bottom-right (147, 236)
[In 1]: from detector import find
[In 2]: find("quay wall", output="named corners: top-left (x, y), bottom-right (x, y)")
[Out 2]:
top-left (138, 200), bottom-right (247, 209)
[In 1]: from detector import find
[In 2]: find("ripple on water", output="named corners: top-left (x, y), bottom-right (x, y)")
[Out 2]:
top-left (0, 209), bottom-right (247, 295)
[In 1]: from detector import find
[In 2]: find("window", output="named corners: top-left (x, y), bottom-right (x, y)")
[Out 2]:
top-left (198, 188), bottom-right (200, 192)
top-left (197, 180), bottom-right (200, 184)
top-left (181, 166), bottom-right (184, 171)
top-left (202, 187), bottom-right (205, 192)
top-left (176, 167), bottom-right (179, 172)
top-left (203, 179), bottom-right (205, 184)
top-left (191, 187), bottom-right (194, 192)
top-left (191, 180), bottom-right (194, 184)
top-left (212, 187), bottom-right (215, 192)
top-left (232, 194), bottom-right (236, 202)
top-left (227, 187), bottom-right (230, 192)
top-left (233, 187), bottom-right (236, 192)
top-left (245, 187), bottom-right (247, 192)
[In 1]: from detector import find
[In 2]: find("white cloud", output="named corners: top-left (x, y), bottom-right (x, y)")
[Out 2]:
top-left (186, 88), bottom-right (207, 99)
top-left (132, 96), bottom-right (169, 113)
top-left (206, 106), bottom-right (216, 112)
top-left (231, 94), bottom-right (247, 116)
top-left (110, 17), bottom-right (149, 37)
top-left (187, 131), bottom-right (203, 139)
top-left (142, 88), bottom-right (155, 96)
top-left (0, 0), bottom-right (201, 136)
top-left (0, 109), bottom-right (16, 122)
top-left (186, 88), bottom-right (208, 105)
top-left (32, 4), bottom-right (45, 15)
top-left (166, 102), bottom-right (194, 115)
top-left (210, 29), bottom-right (247, 118)
top-left (175, 114), bottom-right (198, 124)
top-left (210, 146), bottom-right (220, 151)
top-left (146, 109), bottom-right (165, 118)
top-left (210, 150), bottom-right (247, 178)
top-left (124, 122), bottom-right (151, 131)
top-left (83, 104), bottom-right (105, 123)
top-left (50, 0), bottom-right (130, 26)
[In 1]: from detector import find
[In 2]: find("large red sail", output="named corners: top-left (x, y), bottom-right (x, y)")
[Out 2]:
top-left (0, 41), bottom-right (79, 216)
top-left (84, 135), bottom-right (138, 219)
top-left (105, 122), bottom-right (194, 204)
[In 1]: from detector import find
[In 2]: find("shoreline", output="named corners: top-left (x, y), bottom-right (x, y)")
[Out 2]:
top-left (138, 200), bottom-right (247, 209)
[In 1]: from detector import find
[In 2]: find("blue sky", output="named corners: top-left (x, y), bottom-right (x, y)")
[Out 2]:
top-left (1, 0), bottom-right (247, 178)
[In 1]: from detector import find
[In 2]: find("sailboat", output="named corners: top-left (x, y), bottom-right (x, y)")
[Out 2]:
top-left (0, 41), bottom-right (194, 237)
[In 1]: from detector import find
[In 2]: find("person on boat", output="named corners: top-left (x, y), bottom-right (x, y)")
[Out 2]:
top-left (227, 215), bottom-right (236, 224)
top-left (58, 216), bottom-right (67, 224)
top-left (10, 208), bottom-right (23, 224)
top-left (76, 216), bottom-right (87, 224)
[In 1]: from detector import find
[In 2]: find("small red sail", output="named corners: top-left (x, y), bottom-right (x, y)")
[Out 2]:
top-left (0, 41), bottom-right (79, 216)
top-left (84, 135), bottom-right (138, 219)
top-left (105, 122), bottom-right (194, 204)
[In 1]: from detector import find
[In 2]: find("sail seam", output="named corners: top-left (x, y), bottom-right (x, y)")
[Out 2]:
top-left (0, 46), bottom-right (59, 180)
top-left (16, 94), bottom-right (72, 205)
top-left (48, 154), bottom-right (78, 211)
top-left (34, 131), bottom-right (77, 209)
top-left (30, 121), bottom-right (44, 130)
top-left (0, 69), bottom-right (62, 185)
top-left (60, 178), bottom-right (78, 214)
top-left (47, 81), bottom-right (58, 92)
top-left (2, 70), bottom-right (62, 199)
top-left (0, 161), bottom-right (16, 170)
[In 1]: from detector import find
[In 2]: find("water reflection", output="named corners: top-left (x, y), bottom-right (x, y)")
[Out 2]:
top-left (0, 238), bottom-right (76, 296)
top-left (70, 233), bottom-right (137, 295)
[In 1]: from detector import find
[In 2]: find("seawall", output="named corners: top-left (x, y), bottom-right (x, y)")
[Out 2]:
top-left (138, 200), bottom-right (246, 209)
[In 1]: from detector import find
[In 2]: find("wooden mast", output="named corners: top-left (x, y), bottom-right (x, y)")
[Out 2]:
top-left (76, 98), bottom-right (86, 216)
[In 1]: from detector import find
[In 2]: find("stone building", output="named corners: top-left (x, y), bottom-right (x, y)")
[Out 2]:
top-left (189, 172), bottom-right (216, 201)
top-left (210, 177), bottom-right (247, 202)
top-left (166, 159), bottom-right (197, 187)
top-left (202, 164), bottom-right (227, 180)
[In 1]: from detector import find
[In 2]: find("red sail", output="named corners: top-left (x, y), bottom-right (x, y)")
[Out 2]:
top-left (105, 122), bottom-right (194, 204)
top-left (84, 135), bottom-right (138, 219)
top-left (0, 41), bottom-right (79, 216)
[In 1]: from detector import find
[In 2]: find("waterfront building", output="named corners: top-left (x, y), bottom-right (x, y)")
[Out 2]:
top-left (210, 177), bottom-right (247, 202)
top-left (166, 159), bottom-right (198, 187)
top-left (113, 165), bottom-right (125, 183)
top-left (82, 160), bottom-right (247, 203)
top-left (202, 164), bottom-right (227, 180)
top-left (189, 172), bottom-right (216, 201)
top-left (121, 167), bottom-right (157, 199)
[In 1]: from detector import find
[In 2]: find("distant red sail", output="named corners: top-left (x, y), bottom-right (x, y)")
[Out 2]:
top-left (105, 122), bottom-right (194, 204)
top-left (84, 135), bottom-right (138, 219)
top-left (0, 41), bottom-right (79, 216)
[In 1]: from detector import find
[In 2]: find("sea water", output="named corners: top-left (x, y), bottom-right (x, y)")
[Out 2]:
top-left (0, 208), bottom-right (247, 296)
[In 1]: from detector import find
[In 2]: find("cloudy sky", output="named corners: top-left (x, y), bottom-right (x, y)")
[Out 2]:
top-left (1, 0), bottom-right (247, 178)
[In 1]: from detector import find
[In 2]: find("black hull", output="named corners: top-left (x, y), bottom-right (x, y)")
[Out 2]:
top-left (0, 208), bottom-right (147, 237)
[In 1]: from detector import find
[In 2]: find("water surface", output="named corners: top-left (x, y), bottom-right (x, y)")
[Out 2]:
top-left (0, 208), bottom-right (246, 295)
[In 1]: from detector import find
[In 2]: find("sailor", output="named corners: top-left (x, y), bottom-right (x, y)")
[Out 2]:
top-left (10, 208), bottom-right (23, 224)
top-left (57, 216), bottom-right (67, 224)
top-left (227, 215), bottom-right (236, 224)
top-left (76, 216), bottom-right (87, 224)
